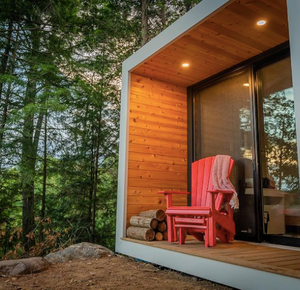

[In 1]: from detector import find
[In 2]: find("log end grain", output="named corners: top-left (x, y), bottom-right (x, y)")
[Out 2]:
top-left (158, 221), bottom-right (167, 232)
top-left (155, 232), bottom-right (163, 241)
top-left (156, 209), bottom-right (166, 222)
top-left (150, 219), bottom-right (159, 230)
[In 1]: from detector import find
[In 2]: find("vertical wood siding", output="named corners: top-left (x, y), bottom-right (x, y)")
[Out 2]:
top-left (127, 74), bottom-right (188, 225)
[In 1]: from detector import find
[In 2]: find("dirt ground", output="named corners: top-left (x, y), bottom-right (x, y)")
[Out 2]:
top-left (0, 255), bottom-right (233, 290)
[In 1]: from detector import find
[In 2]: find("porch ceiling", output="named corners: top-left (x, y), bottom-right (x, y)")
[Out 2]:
top-left (132, 0), bottom-right (289, 87)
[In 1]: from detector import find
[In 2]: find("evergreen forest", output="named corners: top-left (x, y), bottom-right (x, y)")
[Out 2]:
top-left (0, 0), bottom-right (201, 258)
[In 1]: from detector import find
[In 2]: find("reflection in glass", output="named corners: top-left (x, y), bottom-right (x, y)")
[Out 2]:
top-left (194, 69), bottom-right (256, 237)
top-left (263, 89), bottom-right (299, 192)
top-left (259, 57), bottom-right (300, 237)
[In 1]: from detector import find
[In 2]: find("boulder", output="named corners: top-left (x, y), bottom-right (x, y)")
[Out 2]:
top-left (44, 242), bottom-right (115, 264)
top-left (0, 257), bottom-right (50, 276)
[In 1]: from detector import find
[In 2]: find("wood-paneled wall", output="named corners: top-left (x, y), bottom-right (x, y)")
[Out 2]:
top-left (127, 74), bottom-right (188, 224)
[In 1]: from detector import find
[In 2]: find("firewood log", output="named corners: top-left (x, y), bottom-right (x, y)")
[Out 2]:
top-left (130, 216), bottom-right (158, 230)
top-left (158, 221), bottom-right (167, 232)
top-left (139, 209), bottom-right (166, 222)
top-left (155, 232), bottom-right (163, 241)
top-left (163, 231), bottom-right (168, 240)
top-left (126, 226), bottom-right (155, 241)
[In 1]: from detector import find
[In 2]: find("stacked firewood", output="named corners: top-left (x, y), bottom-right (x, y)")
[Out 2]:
top-left (126, 209), bottom-right (168, 241)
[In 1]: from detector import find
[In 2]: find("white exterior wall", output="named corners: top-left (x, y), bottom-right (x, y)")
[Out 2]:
top-left (287, 0), bottom-right (300, 182)
top-left (115, 64), bottom-right (131, 250)
top-left (115, 0), bottom-right (300, 289)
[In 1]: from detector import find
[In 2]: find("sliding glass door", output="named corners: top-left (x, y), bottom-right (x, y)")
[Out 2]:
top-left (193, 69), bottom-right (258, 240)
top-left (257, 57), bottom-right (300, 245)
top-left (191, 50), bottom-right (300, 246)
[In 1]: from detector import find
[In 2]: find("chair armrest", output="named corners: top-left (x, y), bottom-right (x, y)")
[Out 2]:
top-left (208, 189), bottom-right (234, 212)
top-left (158, 191), bottom-right (190, 208)
top-left (208, 189), bottom-right (234, 195)
top-left (158, 191), bottom-right (191, 195)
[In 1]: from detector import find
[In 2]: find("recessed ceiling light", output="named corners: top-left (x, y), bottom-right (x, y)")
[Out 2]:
top-left (243, 83), bottom-right (250, 87)
top-left (257, 20), bottom-right (266, 26)
top-left (182, 63), bottom-right (190, 67)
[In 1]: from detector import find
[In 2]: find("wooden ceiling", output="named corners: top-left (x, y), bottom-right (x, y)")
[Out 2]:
top-left (132, 0), bottom-right (289, 87)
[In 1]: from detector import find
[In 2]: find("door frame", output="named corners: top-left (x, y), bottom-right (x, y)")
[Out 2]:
top-left (253, 49), bottom-right (300, 247)
top-left (187, 42), bottom-right (300, 246)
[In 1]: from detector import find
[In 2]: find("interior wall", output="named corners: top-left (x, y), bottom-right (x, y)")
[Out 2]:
top-left (127, 74), bottom-right (188, 225)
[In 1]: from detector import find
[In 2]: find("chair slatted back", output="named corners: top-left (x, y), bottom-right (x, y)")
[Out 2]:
top-left (191, 156), bottom-right (234, 210)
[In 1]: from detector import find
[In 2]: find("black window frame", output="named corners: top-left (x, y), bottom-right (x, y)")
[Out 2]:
top-left (187, 41), bottom-right (300, 246)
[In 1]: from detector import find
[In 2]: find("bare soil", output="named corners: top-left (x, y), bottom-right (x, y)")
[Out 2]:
top-left (0, 255), bottom-right (233, 290)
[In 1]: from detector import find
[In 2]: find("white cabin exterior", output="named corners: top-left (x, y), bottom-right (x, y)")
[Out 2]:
top-left (116, 1), bottom-right (300, 289)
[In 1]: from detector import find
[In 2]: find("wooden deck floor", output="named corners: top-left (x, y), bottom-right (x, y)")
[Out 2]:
top-left (123, 237), bottom-right (300, 279)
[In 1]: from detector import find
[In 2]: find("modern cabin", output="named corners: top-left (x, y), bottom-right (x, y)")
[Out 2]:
top-left (116, 0), bottom-right (300, 289)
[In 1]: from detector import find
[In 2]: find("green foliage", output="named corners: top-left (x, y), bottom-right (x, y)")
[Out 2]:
top-left (0, 0), bottom-right (201, 258)
top-left (263, 90), bottom-right (300, 192)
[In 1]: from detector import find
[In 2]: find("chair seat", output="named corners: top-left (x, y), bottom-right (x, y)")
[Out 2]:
top-left (166, 206), bottom-right (211, 216)
top-left (174, 217), bottom-right (206, 225)
top-left (175, 224), bottom-right (207, 230)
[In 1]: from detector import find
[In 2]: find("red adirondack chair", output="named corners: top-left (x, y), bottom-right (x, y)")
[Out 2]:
top-left (158, 156), bottom-right (236, 247)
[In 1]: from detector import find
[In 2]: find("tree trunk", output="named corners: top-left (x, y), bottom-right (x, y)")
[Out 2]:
top-left (0, 18), bottom-right (13, 104)
top-left (278, 120), bottom-right (285, 190)
top-left (39, 110), bottom-right (47, 243)
top-left (21, 82), bottom-right (37, 251)
top-left (160, 0), bottom-right (166, 31)
top-left (184, 0), bottom-right (192, 12)
top-left (88, 146), bottom-right (94, 241)
top-left (0, 88), bottom-right (11, 156)
top-left (0, 21), bottom-right (20, 166)
top-left (20, 28), bottom-right (42, 252)
top-left (141, 0), bottom-right (148, 46)
top-left (91, 108), bottom-right (102, 242)
top-left (21, 107), bottom-right (44, 252)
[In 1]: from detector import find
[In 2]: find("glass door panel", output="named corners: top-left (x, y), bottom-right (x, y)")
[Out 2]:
top-left (193, 69), bottom-right (257, 239)
top-left (257, 57), bottom-right (300, 241)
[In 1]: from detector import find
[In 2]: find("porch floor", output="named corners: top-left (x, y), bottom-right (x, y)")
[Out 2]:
top-left (123, 236), bottom-right (300, 279)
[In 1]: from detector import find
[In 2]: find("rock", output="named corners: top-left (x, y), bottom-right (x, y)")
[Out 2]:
top-left (45, 242), bottom-right (115, 264)
top-left (0, 257), bottom-right (50, 276)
